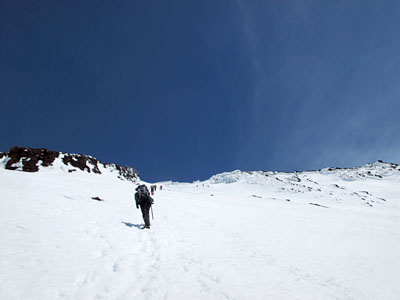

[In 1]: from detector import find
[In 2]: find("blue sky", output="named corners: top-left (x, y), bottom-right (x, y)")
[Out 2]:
top-left (1, 0), bottom-right (400, 182)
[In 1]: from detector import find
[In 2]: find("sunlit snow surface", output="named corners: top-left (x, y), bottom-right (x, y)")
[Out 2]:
top-left (1, 159), bottom-right (400, 300)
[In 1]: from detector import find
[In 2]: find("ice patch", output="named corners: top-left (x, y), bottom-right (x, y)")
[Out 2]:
top-left (208, 170), bottom-right (243, 184)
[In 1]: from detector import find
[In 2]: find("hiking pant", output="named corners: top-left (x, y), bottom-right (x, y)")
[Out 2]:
top-left (140, 203), bottom-right (151, 227)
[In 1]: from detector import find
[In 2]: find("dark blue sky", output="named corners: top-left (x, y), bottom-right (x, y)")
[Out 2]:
top-left (1, 0), bottom-right (400, 182)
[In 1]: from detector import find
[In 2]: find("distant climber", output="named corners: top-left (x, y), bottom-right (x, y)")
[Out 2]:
top-left (135, 184), bottom-right (154, 229)
top-left (150, 184), bottom-right (157, 195)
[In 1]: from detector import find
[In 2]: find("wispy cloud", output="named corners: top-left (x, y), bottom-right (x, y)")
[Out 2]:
top-left (234, 1), bottom-right (400, 170)
top-left (235, 0), bottom-right (263, 77)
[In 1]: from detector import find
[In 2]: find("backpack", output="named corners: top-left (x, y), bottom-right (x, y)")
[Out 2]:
top-left (137, 184), bottom-right (150, 197)
top-left (136, 184), bottom-right (151, 204)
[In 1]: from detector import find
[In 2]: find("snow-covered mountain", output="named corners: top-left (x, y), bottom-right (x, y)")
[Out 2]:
top-left (1, 147), bottom-right (399, 300)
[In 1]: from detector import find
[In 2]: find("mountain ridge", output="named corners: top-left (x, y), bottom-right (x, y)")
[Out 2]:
top-left (0, 146), bottom-right (140, 182)
top-left (2, 146), bottom-right (400, 184)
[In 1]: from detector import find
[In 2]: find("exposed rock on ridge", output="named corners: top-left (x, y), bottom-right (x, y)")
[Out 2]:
top-left (104, 163), bottom-right (138, 182)
top-left (62, 153), bottom-right (101, 174)
top-left (0, 146), bottom-right (139, 182)
top-left (3, 146), bottom-right (59, 172)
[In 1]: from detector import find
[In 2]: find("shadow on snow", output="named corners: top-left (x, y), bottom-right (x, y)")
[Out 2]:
top-left (122, 222), bottom-right (143, 229)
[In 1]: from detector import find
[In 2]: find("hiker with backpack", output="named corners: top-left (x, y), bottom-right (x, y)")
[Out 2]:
top-left (135, 184), bottom-right (154, 229)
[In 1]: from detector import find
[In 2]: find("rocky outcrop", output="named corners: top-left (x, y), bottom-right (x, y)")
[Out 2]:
top-left (3, 146), bottom-right (59, 172)
top-left (62, 153), bottom-right (101, 174)
top-left (0, 146), bottom-right (139, 181)
top-left (104, 163), bottom-right (140, 182)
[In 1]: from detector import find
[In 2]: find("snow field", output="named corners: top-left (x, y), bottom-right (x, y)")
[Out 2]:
top-left (1, 163), bottom-right (400, 300)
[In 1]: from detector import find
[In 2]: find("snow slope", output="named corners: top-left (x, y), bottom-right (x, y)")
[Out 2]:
top-left (1, 161), bottom-right (400, 300)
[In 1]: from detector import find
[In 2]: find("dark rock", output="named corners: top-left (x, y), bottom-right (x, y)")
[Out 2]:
top-left (328, 167), bottom-right (342, 171)
top-left (4, 146), bottom-right (59, 172)
top-left (91, 196), bottom-right (104, 201)
top-left (23, 157), bottom-right (40, 172)
top-left (309, 203), bottom-right (329, 208)
top-left (63, 154), bottom-right (90, 172)
top-left (62, 154), bottom-right (102, 174)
